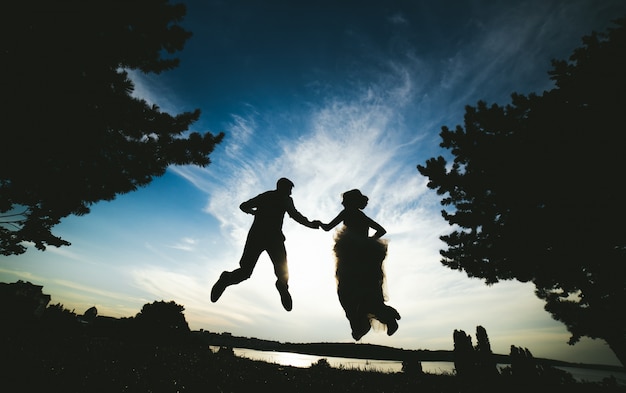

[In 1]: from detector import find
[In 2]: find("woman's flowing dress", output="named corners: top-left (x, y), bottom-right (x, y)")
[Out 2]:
top-left (333, 226), bottom-right (397, 340)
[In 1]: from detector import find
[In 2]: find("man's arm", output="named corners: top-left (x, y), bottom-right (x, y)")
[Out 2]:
top-left (240, 194), bottom-right (261, 215)
top-left (286, 197), bottom-right (319, 228)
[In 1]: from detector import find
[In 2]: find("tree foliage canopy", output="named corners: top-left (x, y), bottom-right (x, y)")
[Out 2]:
top-left (417, 18), bottom-right (626, 366)
top-left (135, 300), bottom-right (190, 340)
top-left (1, 0), bottom-right (224, 255)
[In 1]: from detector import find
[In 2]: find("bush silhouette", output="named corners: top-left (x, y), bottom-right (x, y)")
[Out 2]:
top-left (134, 300), bottom-right (191, 343)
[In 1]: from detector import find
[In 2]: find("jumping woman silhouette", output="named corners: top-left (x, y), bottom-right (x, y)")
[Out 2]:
top-left (320, 189), bottom-right (400, 340)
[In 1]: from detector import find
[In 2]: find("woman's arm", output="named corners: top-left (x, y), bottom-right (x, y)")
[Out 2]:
top-left (367, 216), bottom-right (386, 239)
top-left (320, 210), bottom-right (345, 231)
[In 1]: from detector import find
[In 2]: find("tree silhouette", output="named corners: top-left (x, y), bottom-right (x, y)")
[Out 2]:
top-left (0, 0), bottom-right (224, 255)
top-left (452, 329), bottom-right (475, 377)
top-left (418, 18), bottom-right (626, 367)
top-left (475, 326), bottom-right (498, 377)
top-left (452, 326), bottom-right (497, 379)
top-left (134, 300), bottom-right (190, 343)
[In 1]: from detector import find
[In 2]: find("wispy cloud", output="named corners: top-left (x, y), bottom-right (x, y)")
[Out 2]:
top-left (437, 1), bottom-right (599, 106)
top-left (388, 12), bottom-right (408, 26)
top-left (126, 69), bottom-right (183, 114)
top-left (168, 237), bottom-right (198, 252)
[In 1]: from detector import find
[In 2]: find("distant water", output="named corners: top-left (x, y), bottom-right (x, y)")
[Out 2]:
top-left (218, 347), bottom-right (626, 385)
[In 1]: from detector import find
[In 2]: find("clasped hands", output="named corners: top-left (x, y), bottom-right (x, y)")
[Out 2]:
top-left (311, 220), bottom-right (331, 231)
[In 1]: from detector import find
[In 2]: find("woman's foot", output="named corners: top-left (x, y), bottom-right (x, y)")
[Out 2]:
top-left (389, 306), bottom-right (401, 320)
top-left (350, 312), bottom-right (371, 341)
top-left (352, 324), bottom-right (371, 341)
top-left (379, 305), bottom-right (400, 335)
top-left (387, 319), bottom-right (399, 336)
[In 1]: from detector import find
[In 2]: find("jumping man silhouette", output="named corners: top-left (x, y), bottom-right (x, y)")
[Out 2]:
top-left (211, 178), bottom-right (321, 311)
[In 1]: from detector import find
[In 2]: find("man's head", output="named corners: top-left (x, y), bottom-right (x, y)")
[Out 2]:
top-left (276, 177), bottom-right (295, 195)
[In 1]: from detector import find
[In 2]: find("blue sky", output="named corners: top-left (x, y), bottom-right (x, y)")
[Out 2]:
top-left (2, 0), bottom-right (626, 366)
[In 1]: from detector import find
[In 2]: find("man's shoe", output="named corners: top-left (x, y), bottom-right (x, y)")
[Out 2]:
top-left (275, 281), bottom-right (292, 311)
top-left (211, 272), bottom-right (229, 303)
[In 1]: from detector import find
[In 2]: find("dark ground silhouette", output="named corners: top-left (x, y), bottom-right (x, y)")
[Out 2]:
top-left (3, 281), bottom-right (625, 393)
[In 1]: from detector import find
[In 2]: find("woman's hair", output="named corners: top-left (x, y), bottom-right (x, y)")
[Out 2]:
top-left (342, 189), bottom-right (369, 209)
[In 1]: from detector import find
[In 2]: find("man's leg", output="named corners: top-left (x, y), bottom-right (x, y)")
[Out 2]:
top-left (211, 238), bottom-right (263, 302)
top-left (267, 241), bottom-right (292, 311)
